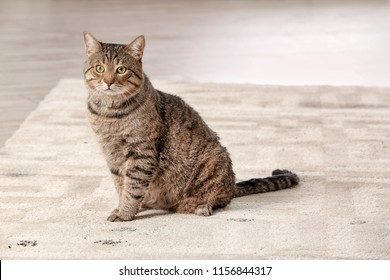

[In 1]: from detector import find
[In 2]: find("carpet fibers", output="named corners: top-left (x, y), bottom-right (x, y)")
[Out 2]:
top-left (1, 79), bottom-right (389, 259)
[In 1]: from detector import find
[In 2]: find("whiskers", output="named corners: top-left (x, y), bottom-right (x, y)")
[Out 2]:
top-left (93, 84), bottom-right (128, 96)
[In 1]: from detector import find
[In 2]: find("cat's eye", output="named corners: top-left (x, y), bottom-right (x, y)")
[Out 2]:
top-left (96, 65), bottom-right (105, 73)
top-left (116, 66), bottom-right (127, 74)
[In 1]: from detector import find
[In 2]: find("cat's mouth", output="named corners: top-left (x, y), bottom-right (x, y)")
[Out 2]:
top-left (103, 89), bottom-right (122, 96)
top-left (99, 87), bottom-right (125, 96)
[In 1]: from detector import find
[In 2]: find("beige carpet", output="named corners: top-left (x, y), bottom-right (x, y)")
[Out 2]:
top-left (1, 79), bottom-right (389, 259)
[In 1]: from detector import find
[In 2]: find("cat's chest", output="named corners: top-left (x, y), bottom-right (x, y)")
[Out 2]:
top-left (88, 117), bottom-right (129, 165)
top-left (88, 115), bottom-right (146, 152)
top-left (89, 116), bottom-right (127, 147)
top-left (88, 110), bottom-right (161, 165)
top-left (90, 116), bottom-right (123, 137)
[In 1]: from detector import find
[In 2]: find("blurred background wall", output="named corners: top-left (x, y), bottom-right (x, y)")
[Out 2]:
top-left (0, 0), bottom-right (389, 146)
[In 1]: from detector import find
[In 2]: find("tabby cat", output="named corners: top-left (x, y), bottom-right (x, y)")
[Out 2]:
top-left (83, 32), bottom-right (299, 222)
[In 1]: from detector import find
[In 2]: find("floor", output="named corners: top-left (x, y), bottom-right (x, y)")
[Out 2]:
top-left (1, 0), bottom-right (390, 147)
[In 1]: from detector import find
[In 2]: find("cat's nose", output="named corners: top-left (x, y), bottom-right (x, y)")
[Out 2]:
top-left (104, 80), bottom-right (114, 89)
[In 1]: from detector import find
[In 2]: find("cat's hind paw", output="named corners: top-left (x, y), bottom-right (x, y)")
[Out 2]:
top-left (195, 204), bottom-right (213, 216)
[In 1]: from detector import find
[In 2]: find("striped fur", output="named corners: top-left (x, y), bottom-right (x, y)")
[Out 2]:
top-left (83, 32), bottom-right (299, 222)
top-left (234, 169), bottom-right (299, 198)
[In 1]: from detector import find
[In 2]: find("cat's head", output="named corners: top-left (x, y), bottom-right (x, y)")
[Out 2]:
top-left (83, 32), bottom-right (145, 96)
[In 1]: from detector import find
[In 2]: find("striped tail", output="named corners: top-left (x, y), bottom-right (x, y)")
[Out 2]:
top-left (233, 169), bottom-right (299, 198)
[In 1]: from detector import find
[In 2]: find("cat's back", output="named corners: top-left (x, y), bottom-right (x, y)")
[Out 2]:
top-left (156, 90), bottom-right (220, 146)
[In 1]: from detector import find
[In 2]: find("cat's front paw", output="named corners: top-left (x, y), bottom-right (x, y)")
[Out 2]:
top-left (107, 209), bottom-right (133, 222)
top-left (107, 209), bottom-right (123, 222)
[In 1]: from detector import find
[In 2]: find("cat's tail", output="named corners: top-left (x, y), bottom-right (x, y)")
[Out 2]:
top-left (233, 169), bottom-right (299, 198)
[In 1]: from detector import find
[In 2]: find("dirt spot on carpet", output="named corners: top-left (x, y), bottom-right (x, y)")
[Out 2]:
top-left (227, 218), bottom-right (254, 222)
top-left (350, 220), bottom-right (367, 225)
top-left (111, 227), bottom-right (136, 232)
top-left (94, 239), bottom-right (127, 246)
top-left (17, 240), bottom-right (37, 247)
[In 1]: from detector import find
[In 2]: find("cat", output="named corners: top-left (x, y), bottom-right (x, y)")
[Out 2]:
top-left (83, 32), bottom-right (299, 222)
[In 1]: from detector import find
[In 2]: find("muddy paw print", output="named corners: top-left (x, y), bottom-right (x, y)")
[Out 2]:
top-left (17, 240), bottom-right (37, 247)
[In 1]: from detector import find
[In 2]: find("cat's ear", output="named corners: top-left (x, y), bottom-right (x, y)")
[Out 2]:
top-left (83, 31), bottom-right (101, 57)
top-left (126, 35), bottom-right (145, 60)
